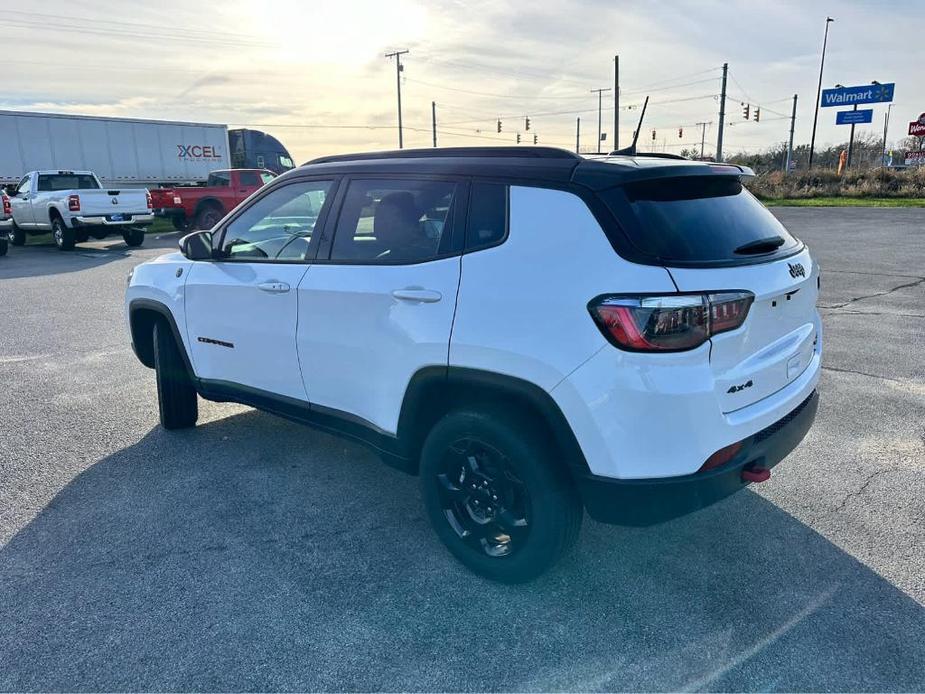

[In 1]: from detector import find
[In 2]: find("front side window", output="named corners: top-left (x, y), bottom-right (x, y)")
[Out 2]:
top-left (16, 176), bottom-right (31, 195)
top-left (330, 179), bottom-right (458, 263)
top-left (36, 174), bottom-right (99, 191)
top-left (237, 172), bottom-right (261, 187)
top-left (221, 180), bottom-right (333, 261)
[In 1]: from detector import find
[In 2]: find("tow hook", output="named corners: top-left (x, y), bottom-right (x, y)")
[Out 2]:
top-left (741, 466), bottom-right (771, 483)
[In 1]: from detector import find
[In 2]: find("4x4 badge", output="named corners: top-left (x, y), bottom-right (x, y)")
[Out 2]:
top-left (788, 262), bottom-right (806, 278)
top-left (727, 380), bottom-right (753, 394)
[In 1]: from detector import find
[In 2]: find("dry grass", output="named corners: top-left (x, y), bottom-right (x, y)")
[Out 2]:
top-left (746, 167), bottom-right (925, 200)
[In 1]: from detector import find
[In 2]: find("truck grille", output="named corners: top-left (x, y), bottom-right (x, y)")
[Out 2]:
top-left (753, 391), bottom-right (815, 444)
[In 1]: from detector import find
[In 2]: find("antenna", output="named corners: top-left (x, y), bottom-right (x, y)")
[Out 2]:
top-left (611, 96), bottom-right (649, 156)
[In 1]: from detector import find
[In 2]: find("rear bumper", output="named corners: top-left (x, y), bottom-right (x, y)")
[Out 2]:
top-left (576, 389), bottom-right (818, 526)
top-left (73, 213), bottom-right (154, 226)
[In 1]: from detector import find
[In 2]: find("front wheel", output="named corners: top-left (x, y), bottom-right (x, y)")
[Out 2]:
top-left (52, 217), bottom-right (75, 250)
top-left (419, 408), bottom-right (583, 583)
top-left (123, 228), bottom-right (145, 247)
top-left (153, 321), bottom-right (198, 429)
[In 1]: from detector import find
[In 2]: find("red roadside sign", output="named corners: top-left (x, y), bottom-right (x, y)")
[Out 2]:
top-left (909, 113), bottom-right (925, 136)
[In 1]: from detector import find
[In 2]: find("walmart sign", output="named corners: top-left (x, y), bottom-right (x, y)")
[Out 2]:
top-left (821, 83), bottom-right (895, 107)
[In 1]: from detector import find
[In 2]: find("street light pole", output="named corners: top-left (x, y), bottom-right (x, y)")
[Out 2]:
top-left (808, 17), bottom-right (834, 169)
top-left (591, 87), bottom-right (611, 154)
top-left (881, 103), bottom-right (892, 166)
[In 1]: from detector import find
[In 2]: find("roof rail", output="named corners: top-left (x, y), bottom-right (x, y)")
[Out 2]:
top-left (607, 151), bottom-right (689, 161)
top-left (305, 146), bottom-right (581, 166)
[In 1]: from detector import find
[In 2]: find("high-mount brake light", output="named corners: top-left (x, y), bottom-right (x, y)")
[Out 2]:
top-left (589, 291), bottom-right (754, 352)
top-left (67, 194), bottom-right (80, 212)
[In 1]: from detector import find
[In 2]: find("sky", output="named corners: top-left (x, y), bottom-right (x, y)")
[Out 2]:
top-left (1, 0), bottom-right (922, 163)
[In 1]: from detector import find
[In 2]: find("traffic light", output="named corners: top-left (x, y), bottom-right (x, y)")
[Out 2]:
top-left (525, 116), bottom-right (531, 131)
top-left (651, 129), bottom-right (656, 141)
top-left (678, 127), bottom-right (683, 138)
top-left (754, 107), bottom-right (760, 123)
top-left (533, 134), bottom-right (538, 145)
top-left (516, 132), bottom-right (521, 144)
top-left (497, 119), bottom-right (502, 133)
top-left (742, 103), bottom-right (750, 120)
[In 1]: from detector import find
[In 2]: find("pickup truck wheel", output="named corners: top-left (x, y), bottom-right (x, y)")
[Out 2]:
top-left (153, 321), bottom-right (198, 429)
top-left (8, 222), bottom-right (25, 246)
top-left (194, 205), bottom-right (223, 231)
top-left (419, 407), bottom-right (582, 583)
top-left (52, 217), bottom-right (75, 251)
top-left (0, 238), bottom-right (7, 256)
top-left (123, 228), bottom-right (145, 247)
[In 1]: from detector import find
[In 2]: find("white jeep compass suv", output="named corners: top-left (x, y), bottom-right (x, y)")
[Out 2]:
top-left (126, 147), bottom-right (821, 583)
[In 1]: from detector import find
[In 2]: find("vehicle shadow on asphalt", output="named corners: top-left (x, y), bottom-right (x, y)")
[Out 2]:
top-left (0, 233), bottom-right (180, 281)
top-left (1, 410), bottom-right (922, 691)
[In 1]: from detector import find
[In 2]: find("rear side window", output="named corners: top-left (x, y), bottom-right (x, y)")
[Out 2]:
top-left (466, 183), bottom-right (508, 251)
top-left (599, 176), bottom-right (800, 263)
top-left (238, 172), bottom-right (261, 187)
top-left (207, 172), bottom-right (231, 187)
top-left (37, 174), bottom-right (99, 191)
top-left (329, 179), bottom-right (458, 263)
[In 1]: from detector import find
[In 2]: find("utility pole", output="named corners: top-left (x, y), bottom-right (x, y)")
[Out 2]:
top-left (431, 101), bottom-right (437, 148)
top-left (385, 49), bottom-right (409, 148)
top-left (881, 103), bottom-right (892, 166)
top-left (786, 94), bottom-right (798, 173)
top-left (809, 17), bottom-right (835, 169)
top-left (846, 104), bottom-right (858, 168)
top-left (696, 121), bottom-right (710, 159)
top-left (613, 55), bottom-right (620, 151)
top-left (576, 117), bottom-right (581, 153)
top-left (591, 87), bottom-right (611, 154)
top-left (716, 62), bottom-right (728, 162)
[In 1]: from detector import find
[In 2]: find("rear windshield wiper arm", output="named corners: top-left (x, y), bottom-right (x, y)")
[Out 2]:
top-left (734, 236), bottom-right (785, 255)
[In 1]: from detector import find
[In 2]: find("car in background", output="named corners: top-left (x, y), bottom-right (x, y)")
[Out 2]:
top-left (150, 169), bottom-right (276, 231)
top-left (7, 170), bottom-right (153, 250)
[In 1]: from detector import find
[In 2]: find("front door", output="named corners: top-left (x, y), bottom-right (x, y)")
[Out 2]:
top-left (9, 175), bottom-right (35, 228)
top-left (184, 178), bottom-right (336, 401)
top-left (297, 177), bottom-right (464, 434)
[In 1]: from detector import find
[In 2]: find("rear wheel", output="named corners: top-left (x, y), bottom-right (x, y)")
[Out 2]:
top-left (123, 228), bottom-right (145, 247)
top-left (194, 204), bottom-right (223, 231)
top-left (153, 321), bottom-right (198, 429)
top-left (52, 217), bottom-right (75, 250)
top-left (419, 407), bottom-right (582, 583)
top-left (8, 222), bottom-right (25, 246)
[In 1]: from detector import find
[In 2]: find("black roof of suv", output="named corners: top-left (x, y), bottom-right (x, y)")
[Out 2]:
top-left (299, 147), bottom-right (753, 191)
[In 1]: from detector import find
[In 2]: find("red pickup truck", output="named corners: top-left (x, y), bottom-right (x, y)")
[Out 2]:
top-left (151, 169), bottom-right (276, 231)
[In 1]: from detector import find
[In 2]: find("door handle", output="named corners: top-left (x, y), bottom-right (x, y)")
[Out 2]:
top-left (257, 281), bottom-right (290, 293)
top-left (392, 288), bottom-right (442, 303)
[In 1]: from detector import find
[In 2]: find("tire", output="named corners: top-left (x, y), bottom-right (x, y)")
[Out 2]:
top-left (153, 321), bottom-right (198, 429)
top-left (8, 221), bottom-right (25, 246)
top-left (419, 407), bottom-right (583, 583)
top-left (0, 238), bottom-right (7, 256)
top-left (171, 216), bottom-right (190, 232)
top-left (194, 204), bottom-right (223, 231)
top-left (52, 216), bottom-right (75, 250)
top-left (123, 228), bottom-right (145, 247)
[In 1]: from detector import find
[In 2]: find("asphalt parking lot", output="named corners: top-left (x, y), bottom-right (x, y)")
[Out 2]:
top-left (1, 208), bottom-right (923, 692)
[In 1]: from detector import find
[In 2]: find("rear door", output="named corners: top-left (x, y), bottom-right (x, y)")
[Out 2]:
top-left (184, 177), bottom-right (336, 401)
top-left (604, 175), bottom-right (820, 412)
top-left (296, 176), bottom-right (464, 433)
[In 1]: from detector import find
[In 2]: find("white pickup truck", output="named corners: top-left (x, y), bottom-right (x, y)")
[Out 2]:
top-left (6, 170), bottom-right (154, 250)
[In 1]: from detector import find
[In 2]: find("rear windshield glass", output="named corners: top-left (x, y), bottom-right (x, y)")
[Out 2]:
top-left (37, 174), bottom-right (99, 191)
top-left (599, 176), bottom-right (800, 263)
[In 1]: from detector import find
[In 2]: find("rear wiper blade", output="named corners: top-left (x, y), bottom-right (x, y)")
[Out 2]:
top-left (734, 236), bottom-right (785, 255)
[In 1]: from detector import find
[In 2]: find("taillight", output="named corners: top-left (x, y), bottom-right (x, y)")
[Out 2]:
top-left (173, 195), bottom-right (182, 205)
top-left (146, 191), bottom-right (153, 209)
top-left (589, 291), bottom-right (754, 352)
top-left (1, 195), bottom-right (9, 215)
top-left (68, 194), bottom-right (80, 212)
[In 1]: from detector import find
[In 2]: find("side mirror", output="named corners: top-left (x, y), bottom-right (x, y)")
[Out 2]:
top-left (179, 230), bottom-right (214, 260)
